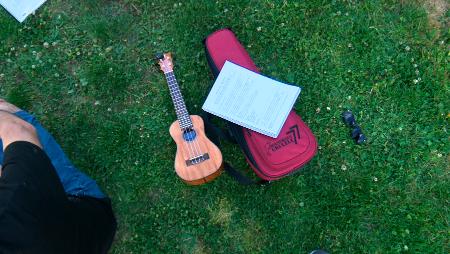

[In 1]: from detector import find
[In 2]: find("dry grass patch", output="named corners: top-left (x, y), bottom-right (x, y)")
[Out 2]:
top-left (208, 197), bottom-right (234, 227)
top-left (423, 0), bottom-right (448, 28)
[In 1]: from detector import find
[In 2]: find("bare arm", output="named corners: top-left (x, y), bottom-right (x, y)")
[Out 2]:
top-left (0, 110), bottom-right (42, 150)
top-left (0, 110), bottom-right (42, 176)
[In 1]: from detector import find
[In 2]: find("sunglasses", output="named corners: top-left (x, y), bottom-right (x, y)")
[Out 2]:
top-left (342, 111), bottom-right (367, 144)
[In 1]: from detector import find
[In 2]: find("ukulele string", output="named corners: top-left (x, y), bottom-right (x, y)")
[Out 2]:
top-left (186, 126), bottom-right (201, 164)
top-left (189, 129), bottom-right (206, 177)
top-left (184, 117), bottom-right (202, 161)
top-left (183, 129), bottom-right (196, 160)
top-left (171, 74), bottom-right (202, 161)
top-left (190, 127), bottom-right (203, 159)
top-left (185, 115), bottom-right (204, 162)
top-left (167, 72), bottom-right (203, 163)
top-left (176, 100), bottom-right (200, 160)
top-left (168, 73), bottom-right (197, 160)
top-left (179, 105), bottom-right (201, 161)
top-left (179, 112), bottom-right (198, 160)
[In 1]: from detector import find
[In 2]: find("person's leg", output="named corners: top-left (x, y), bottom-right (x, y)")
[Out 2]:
top-left (0, 114), bottom-right (116, 252)
top-left (0, 100), bottom-right (105, 199)
top-left (0, 113), bottom-right (71, 251)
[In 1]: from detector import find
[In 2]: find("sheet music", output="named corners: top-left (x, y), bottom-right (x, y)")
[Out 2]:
top-left (202, 61), bottom-right (301, 138)
top-left (0, 0), bottom-right (47, 22)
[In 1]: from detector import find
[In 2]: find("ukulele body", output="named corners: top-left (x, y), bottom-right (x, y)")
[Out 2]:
top-left (169, 115), bottom-right (223, 185)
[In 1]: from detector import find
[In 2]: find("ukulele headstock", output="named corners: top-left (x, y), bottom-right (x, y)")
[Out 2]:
top-left (156, 52), bottom-right (173, 74)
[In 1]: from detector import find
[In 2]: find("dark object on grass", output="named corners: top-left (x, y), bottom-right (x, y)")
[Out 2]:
top-left (342, 110), bottom-right (366, 144)
top-left (310, 250), bottom-right (330, 254)
top-left (155, 53), bottom-right (164, 60)
top-left (342, 110), bottom-right (356, 126)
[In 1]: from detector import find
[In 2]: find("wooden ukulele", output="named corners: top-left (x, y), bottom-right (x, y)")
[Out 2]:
top-left (156, 53), bottom-right (223, 185)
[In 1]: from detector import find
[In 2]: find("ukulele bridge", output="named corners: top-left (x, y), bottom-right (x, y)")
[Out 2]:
top-left (186, 153), bottom-right (210, 166)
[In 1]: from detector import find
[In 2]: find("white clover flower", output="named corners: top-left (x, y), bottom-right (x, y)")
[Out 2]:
top-left (31, 65), bottom-right (36, 69)
top-left (94, 100), bottom-right (100, 106)
top-left (257, 27), bottom-right (262, 31)
top-left (43, 42), bottom-right (49, 48)
top-left (80, 78), bottom-right (88, 86)
top-left (341, 164), bottom-right (347, 171)
top-left (437, 153), bottom-right (442, 158)
top-left (405, 46), bottom-right (410, 51)
top-left (326, 106), bottom-right (331, 111)
top-left (413, 79), bottom-right (419, 84)
top-left (373, 177), bottom-right (378, 182)
top-left (316, 107), bottom-right (321, 113)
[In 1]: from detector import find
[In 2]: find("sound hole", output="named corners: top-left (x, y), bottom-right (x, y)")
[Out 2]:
top-left (183, 128), bottom-right (197, 142)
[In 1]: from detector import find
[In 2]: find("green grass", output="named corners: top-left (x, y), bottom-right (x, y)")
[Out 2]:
top-left (1, 0), bottom-right (449, 253)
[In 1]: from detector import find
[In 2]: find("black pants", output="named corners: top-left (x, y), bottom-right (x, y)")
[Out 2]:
top-left (0, 141), bottom-right (116, 253)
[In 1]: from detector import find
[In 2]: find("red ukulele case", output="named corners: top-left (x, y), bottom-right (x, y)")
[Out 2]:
top-left (203, 28), bottom-right (317, 183)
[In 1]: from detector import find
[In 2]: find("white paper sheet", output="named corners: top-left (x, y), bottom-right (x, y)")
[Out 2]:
top-left (202, 61), bottom-right (301, 138)
top-left (0, 0), bottom-right (47, 22)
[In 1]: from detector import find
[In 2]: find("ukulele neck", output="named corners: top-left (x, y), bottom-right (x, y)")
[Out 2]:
top-left (164, 71), bottom-right (193, 130)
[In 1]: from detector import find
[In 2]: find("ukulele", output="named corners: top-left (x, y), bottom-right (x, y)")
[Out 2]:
top-left (156, 53), bottom-right (223, 185)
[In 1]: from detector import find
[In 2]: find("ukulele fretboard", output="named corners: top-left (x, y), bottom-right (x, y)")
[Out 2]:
top-left (165, 71), bottom-right (193, 129)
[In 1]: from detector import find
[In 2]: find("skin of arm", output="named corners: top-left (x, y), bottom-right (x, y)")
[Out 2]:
top-left (0, 110), bottom-right (42, 176)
